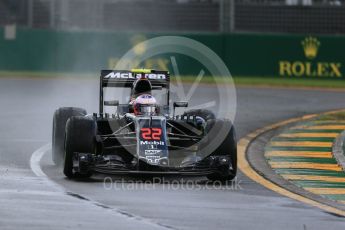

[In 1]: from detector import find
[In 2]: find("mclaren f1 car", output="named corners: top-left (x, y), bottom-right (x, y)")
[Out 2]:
top-left (52, 69), bottom-right (237, 181)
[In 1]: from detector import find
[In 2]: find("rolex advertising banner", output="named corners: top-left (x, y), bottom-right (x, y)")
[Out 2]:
top-left (0, 28), bottom-right (344, 79)
top-left (224, 34), bottom-right (345, 78)
top-left (278, 37), bottom-right (342, 78)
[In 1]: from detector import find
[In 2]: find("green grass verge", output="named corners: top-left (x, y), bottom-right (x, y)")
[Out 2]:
top-left (161, 75), bottom-right (345, 89)
top-left (1, 70), bottom-right (345, 89)
top-left (233, 76), bottom-right (345, 89)
top-left (0, 71), bottom-right (95, 79)
top-left (168, 75), bottom-right (345, 88)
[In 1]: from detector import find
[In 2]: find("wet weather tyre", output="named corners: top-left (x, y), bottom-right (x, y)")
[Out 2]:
top-left (63, 116), bottom-right (96, 179)
top-left (206, 119), bottom-right (237, 182)
top-left (52, 107), bottom-right (86, 165)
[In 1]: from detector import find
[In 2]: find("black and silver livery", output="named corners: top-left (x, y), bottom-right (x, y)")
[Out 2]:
top-left (52, 69), bottom-right (237, 181)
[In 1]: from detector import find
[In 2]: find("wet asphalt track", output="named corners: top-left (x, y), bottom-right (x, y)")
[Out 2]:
top-left (1, 77), bottom-right (345, 229)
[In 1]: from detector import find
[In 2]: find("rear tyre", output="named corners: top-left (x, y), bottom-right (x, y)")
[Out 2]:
top-left (52, 107), bottom-right (86, 165)
top-left (206, 119), bottom-right (237, 182)
top-left (63, 116), bottom-right (97, 179)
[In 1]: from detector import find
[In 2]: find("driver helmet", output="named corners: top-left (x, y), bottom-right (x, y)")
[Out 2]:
top-left (132, 78), bottom-right (152, 96)
top-left (133, 94), bottom-right (159, 116)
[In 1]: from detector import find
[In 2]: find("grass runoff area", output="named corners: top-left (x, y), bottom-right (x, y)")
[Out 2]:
top-left (233, 76), bottom-right (345, 89)
top-left (179, 76), bottom-right (345, 90)
top-left (1, 71), bottom-right (345, 90)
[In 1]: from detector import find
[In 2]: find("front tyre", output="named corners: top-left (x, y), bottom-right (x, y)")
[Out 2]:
top-left (206, 120), bottom-right (237, 182)
top-left (63, 116), bottom-right (97, 179)
top-left (52, 107), bottom-right (86, 165)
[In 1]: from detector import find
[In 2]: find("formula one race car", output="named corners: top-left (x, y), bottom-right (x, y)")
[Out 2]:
top-left (52, 69), bottom-right (237, 181)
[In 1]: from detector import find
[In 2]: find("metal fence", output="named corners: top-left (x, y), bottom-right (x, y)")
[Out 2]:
top-left (234, 0), bottom-right (345, 34)
top-left (0, 0), bottom-right (344, 34)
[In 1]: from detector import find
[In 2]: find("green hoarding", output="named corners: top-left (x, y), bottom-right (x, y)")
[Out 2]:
top-left (0, 27), bottom-right (344, 79)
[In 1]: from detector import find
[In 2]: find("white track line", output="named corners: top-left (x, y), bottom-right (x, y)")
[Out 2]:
top-left (30, 143), bottom-right (51, 177)
top-left (29, 143), bottom-right (64, 191)
top-left (29, 143), bottom-right (178, 230)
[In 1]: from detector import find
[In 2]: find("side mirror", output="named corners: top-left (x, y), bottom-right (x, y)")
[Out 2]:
top-left (173, 101), bottom-right (188, 108)
top-left (104, 100), bottom-right (119, 106)
top-left (173, 101), bottom-right (188, 117)
top-left (152, 86), bottom-right (163, 90)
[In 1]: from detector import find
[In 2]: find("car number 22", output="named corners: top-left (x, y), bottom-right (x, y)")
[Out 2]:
top-left (140, 128), bottom-right (162, 140)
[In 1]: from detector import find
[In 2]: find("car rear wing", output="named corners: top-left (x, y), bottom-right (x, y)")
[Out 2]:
top-left (100, 70), bottom-right (170, 88)
top-left (99, 70), bottom-right (170, 114)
